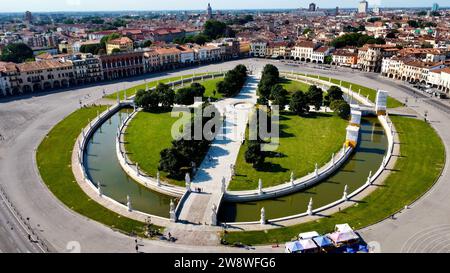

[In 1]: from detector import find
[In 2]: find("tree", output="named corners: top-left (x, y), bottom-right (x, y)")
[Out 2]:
top-left (386, 30), bottom-right (398, 39)
top-left (262, 64), bottom-right (279, 79)
top-left (306, 85), bottom-right (323, 111)
top-left (0, 43), bottom-right (33, 63)
top-left (100, 33), bottom-right (121, 48)
top-left (142, 40), bottom-right (152, 47)
top-left (134, 89), bottom-right (160, 111)
top-left (407, 20), bottom-right (419, 28)
top-left (175, 87), bottom-right (193, 105)
top-left (155, 83), bottom-right (175, 109)
top-left (331, 33), bottom-right (385, 48)
top-left (325, 86), bottom-right (344, 105)
top-left (258, 64), bottom-right (280, 99)
top-left (270, 85), bottom-right (289, 109)
top-left (216, 65), bottom-right (248, 97)
top-left (159, 148), bottom-right (184, 178)
top-left (203, 20), bottom-right (234, 39)
top-left (80, 43), bottom-right (103, 55)
top-left (192, 34), bottom-right (210, 45)
top-left (324, 55), bottom-right (333, 64)
top-left (289, 91), bottom-right (309, 115)
top-left (190, 82), bottom-right (206, 98)
top-left (330, 100), bottom-right (351, 119)
top-left (245, 141), bottom-right (265, 168)
top-left (257, 79), bottom-right (272, 99)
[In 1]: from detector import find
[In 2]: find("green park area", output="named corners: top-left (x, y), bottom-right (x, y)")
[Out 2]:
top-left (279, 78), bottom-right (310, 94)
top-left (224, 115), bottom-right (445, 245)
top-left (124, 111), bottom-right (187, 186)
top-left (228, 112), bottom-right (348, 191)
top-left (36, 106), bottom-right (156, 235)
top-left (287, 73), bottom-right (403, 108)
top-left (105, 72), bottom-right (222, 100)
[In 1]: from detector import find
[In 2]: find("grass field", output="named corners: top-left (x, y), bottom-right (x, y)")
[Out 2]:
top-left (125, 111), bottom-right (186, 186)
top-left (201, 77), bottom-right (224, 99)
top-left (105, 72), bottom-right (220, 100)
top-left (224, 115), bottom-right (445, 245)
top-left (279, 78), bottom-right (310, 94)
top-left (228, 112), bottom-right (348, 191)
top-left (36, 106), bottom-right (154, 235)
top-left (289, 73), bottom-right (403, 108)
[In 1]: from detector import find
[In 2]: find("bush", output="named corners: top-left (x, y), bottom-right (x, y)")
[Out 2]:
top-left (330, 100), bottom-right (351, 120)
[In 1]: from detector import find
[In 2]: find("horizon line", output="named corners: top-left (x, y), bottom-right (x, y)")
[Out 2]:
top-left (0, 6), bottom-right (448, 14)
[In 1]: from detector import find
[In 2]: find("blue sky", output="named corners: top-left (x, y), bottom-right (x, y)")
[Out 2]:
top-left (0, 0), bottom-right (446, 12)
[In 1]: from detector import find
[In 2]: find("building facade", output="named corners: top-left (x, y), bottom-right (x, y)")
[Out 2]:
top-left (100, 51), bottom-right (144, 80)
top-left (16, 59), bottom-right (75, 93)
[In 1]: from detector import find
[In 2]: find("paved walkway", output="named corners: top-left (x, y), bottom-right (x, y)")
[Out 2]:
top-left (177, 75), bottom-right (259, 226)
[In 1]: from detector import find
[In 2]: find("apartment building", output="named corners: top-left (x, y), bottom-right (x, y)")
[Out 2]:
top-left (250, 41), bottom-right (267, 57)
top-left (16, 59), bottom-right (75, 93)
top-left (311, 46), bottom-right (333, 64)
top-left (332, 49), bottom-right (358, 67)
top-left (143, 49), bottom-right (162, 72)
top-left (291, 41), bottom-right (319, 62)
top-left (65, 53), bottom-right (103, 84)
top-left (106, 37), bottom-right (134, 55)
top-left (266, 42), bottom-right (291, 59)
top-left (100, 51), bottom-right (145, 80)
top-left (358, 44), bottom-right (398, 72)
top-left (0, 62), bottom-right (20, 96)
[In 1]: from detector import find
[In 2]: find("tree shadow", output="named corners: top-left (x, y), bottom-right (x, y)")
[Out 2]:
top-left (255, 162), bottom-right (289, 173)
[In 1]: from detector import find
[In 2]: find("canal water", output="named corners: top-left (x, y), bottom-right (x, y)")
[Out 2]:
top-left (84, 109), bottom-right (172, 218)
top-left (218, 117), bottom-right (387, 222)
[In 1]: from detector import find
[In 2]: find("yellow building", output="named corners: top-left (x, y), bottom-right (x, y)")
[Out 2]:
top-left (106, 37), bottom-right (134, 55)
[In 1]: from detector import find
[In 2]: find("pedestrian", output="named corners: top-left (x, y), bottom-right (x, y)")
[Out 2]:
top-left (168, 232), bottom-right (172, 239)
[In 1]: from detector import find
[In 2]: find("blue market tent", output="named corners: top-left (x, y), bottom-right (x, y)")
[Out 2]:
top-left (285, 241), bottom-right (304, 253)
top-left (313, 236), bottom-right (333, 248)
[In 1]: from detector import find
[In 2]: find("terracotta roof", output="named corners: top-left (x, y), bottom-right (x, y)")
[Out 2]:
top-left (0, 62), bottom-right (18, 73)
top-left (403, 60), bottom-right (443, 69)
top-left (314, 46), bottom-right (329, 53)
top-left (295, 41), bottom-right (315, 48)
top-left (333, 49), bottom-right (357, 57)
top-left (35, 52), bottom-right (53, 60)
top-left (154, 47), bottom-right (181, 55)
top-left (16, 60), bottom-right (72, 72)
top-left (108, 37), bottom-right (133, 45)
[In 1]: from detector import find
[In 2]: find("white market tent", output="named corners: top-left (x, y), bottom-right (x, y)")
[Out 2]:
top-left (328, 231), bottom-right (360, 245)
top-left (335, 223), bottom-right (353, 233)
top-left (298, 239), bottom-right (319, 252)
top-left (298, 231), bottom-right (320, 240)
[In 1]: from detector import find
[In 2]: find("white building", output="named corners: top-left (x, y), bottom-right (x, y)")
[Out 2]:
top-left (178, 46), bottom-right (195, 64)
top-left (291, 41), bottom-right (317, 62)
top-left (250, 41), bottom-right (267, 57)
top-left (358, 0), bottom-right (368, 14)
top-left (311, 46), bottom-right (332, 64)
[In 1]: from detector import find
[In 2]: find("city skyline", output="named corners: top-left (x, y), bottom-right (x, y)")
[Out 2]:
top-left (0, 0), bottom-right (448, 13)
